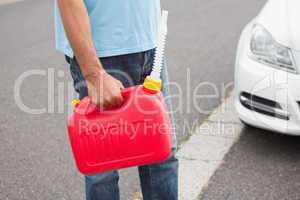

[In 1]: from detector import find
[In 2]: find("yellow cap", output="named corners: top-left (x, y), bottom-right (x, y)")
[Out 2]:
top-left (143, 76), bottom-right (162, 92)
top-left (71, 99), bottom-right (81, 108)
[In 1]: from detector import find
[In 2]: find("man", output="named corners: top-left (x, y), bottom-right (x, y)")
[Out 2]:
top-left (55, 1), bottom-right (178, 200)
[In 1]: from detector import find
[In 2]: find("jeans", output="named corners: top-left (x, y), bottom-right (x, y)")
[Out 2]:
top-left (68, 49), bottom-right (178, 200)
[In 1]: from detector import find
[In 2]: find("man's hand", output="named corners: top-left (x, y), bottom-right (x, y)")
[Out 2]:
top-left (85, 70), bottom-right (124, 108)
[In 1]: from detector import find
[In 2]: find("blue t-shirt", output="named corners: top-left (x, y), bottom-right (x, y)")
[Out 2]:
top-left (54, 0), bottom-right (161, 58)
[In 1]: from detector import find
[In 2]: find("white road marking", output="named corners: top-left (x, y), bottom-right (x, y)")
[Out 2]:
top-left (0, 0), bottom-right (24, 6)
top-left (178, 94), bottom-right (242, 200)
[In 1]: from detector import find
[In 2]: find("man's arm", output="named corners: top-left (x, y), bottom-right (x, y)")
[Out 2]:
top-left (57, 0), bottom-right (123, 108)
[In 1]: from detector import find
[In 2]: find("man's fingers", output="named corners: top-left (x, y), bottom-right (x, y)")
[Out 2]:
top-left (111, 81), bottom-right (124, 107)
top-left (107, 93), bottom-right (123, 108)
top-left (118, 80), bottom-right (124, 89)
top-left (114, 93), bottom-right (124, 107)
top-left (91, 94), bottom-right (101, 107)
top-left (86, 72), bottom-right (124, 109)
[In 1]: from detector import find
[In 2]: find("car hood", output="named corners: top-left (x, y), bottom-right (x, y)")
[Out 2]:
top-left (256, 0), bottom-right (300, 51)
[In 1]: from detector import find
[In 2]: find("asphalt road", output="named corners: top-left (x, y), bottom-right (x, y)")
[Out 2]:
top-left (199, 126), bottom-right (300, 200)
top-left (0, 0), bottom-right (272, 200)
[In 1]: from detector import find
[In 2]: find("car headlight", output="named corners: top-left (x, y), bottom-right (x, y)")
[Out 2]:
top-left (250, 24), bottom-right (297, 74)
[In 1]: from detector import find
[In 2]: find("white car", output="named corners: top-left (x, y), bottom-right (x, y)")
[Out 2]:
top-left (234, 0), bottom-right (300, 135)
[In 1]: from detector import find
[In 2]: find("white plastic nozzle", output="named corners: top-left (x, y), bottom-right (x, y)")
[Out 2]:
top-left (150, 10), bottom-right (169, 80)
top-left (161, 10), bottom-right (168, 35)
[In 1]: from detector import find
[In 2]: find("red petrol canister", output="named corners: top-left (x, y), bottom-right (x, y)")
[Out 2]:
top-left (67, 85), bottom-right (172, 175)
